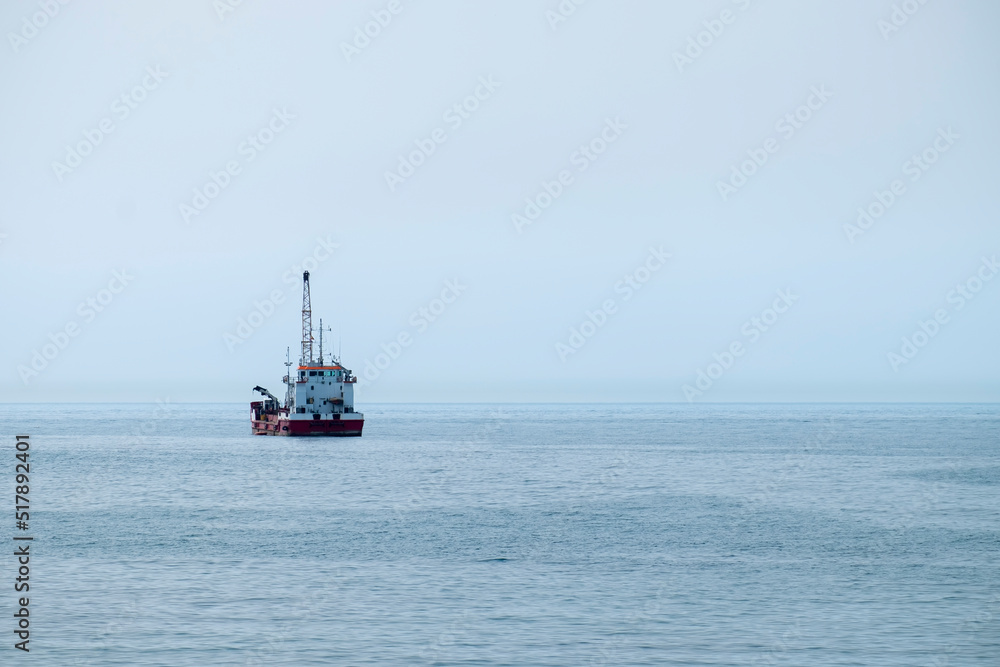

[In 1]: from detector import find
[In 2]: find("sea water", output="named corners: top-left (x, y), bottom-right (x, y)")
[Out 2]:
top-left (1, 403), bottom-right (997, 665)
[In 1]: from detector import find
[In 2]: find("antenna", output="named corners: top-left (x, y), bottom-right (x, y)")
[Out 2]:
top-left (317, 318), bottom-right (331, 365)
top-left (301, 271), bottom-right (312, 364)
top-left (284, 346), bottom-right (294, 409)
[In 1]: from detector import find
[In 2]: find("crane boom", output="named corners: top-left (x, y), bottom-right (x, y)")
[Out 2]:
top-left (253, 385), bottom-right (280, 403)
top-left (301, 270), bottom-right (312, 364)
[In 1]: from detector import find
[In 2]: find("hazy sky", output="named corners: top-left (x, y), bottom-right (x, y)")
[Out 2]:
top-left (2, 0), bottom-right (998, 403)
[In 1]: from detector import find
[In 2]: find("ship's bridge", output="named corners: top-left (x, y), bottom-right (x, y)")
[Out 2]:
top-left (297, 365), bottom-right (344, 380)
top-left (289, 363), bottom-right (358, 419)
top-left (296, 365), bottom-right (357, 383)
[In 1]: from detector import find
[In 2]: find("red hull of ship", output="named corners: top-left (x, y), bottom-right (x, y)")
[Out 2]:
top-left (251, 414), bottom-right (363, 437)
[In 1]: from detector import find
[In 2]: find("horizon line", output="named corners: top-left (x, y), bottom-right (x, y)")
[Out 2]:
top-left (2, 401), bottom-right (999, 406)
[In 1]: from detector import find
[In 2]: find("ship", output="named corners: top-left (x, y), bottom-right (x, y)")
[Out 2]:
top-left (250, 270), bottom-right (364, 436)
